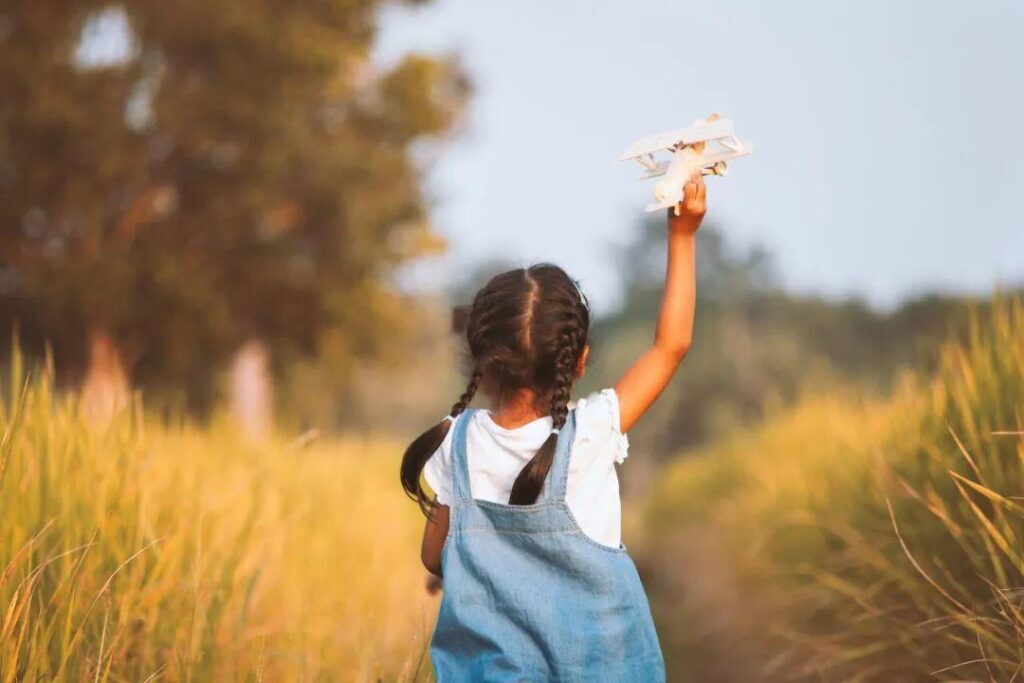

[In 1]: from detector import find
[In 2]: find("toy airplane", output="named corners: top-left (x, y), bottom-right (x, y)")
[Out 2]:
top-left (621, 116), bottom-right (752, 214)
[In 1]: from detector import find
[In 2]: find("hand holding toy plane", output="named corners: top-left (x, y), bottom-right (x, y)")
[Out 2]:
top-left (621, 113), bottom-right (752, 214)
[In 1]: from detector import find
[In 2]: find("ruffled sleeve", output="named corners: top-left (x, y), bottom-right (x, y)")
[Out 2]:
top-left (573, 388), bottom-right (630, 465)
top-left (422, 423), bottom-right (456, 506)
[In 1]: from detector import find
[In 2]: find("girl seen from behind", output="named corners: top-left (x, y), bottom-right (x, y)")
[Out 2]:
top-left (400, 167), bottom-right (709, 682)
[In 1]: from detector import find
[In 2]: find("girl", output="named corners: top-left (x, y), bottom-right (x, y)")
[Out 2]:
top-left (401, 170), bottom-right (707, 682)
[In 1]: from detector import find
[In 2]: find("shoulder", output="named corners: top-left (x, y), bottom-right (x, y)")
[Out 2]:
top-left (572, 388), bottom-right (630, 464)
top-left (573, 388), bottom-right (623, 432)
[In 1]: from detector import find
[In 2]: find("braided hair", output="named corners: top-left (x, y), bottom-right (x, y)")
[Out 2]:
top-left (400, 264), bottom-right (591, 512)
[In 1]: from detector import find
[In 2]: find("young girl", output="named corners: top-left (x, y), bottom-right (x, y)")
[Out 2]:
top-left (401, 170), bottom-right (707, 681)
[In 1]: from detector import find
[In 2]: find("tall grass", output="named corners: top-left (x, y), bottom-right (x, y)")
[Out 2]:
top-left (639, 298), bottom-right (1024, 681)
top-left (0, 351), bottom-right (436, 681)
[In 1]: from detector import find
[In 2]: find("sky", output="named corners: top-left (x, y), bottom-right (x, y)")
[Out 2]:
top-left (376, 0), bottom-right (1024, 313)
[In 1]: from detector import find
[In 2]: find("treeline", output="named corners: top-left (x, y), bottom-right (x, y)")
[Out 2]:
top-left (585, 217), bottom-right (1014, 461)
top-left (1, 2), bottom-right (1009, 443)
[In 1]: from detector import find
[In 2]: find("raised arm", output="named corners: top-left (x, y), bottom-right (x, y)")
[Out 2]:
top-left (614, 172), bottom-right (705, 433)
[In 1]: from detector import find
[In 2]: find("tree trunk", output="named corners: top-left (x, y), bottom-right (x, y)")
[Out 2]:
top-left (80, 327), bottom-right (130, 425)
top-left (230, 339), bottom-right (273, 441)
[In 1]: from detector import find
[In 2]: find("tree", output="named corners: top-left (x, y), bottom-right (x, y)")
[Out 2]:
top-left (588, 216), bottom-right (988, 463)
top-left (0, 0), bottom-right (468, 416)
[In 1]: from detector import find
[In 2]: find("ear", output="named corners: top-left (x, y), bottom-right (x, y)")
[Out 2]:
top-left (576, 345), bottom-right (590, 379)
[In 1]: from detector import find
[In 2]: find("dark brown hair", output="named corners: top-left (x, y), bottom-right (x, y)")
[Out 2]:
top-left (400, 263), bottom-right (591, 512)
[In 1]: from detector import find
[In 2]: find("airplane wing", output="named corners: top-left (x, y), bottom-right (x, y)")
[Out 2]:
top-left (619, 118), bottom-right (735, 160)
top-left (638, 142), bottom-right (754, 179)
top-left (645, 198), bottom-right (680, 213)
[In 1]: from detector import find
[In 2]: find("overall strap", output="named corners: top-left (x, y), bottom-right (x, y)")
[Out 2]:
top-left (450, 409), bottom-right (476, 502)
top-left (539, 409), bottom-right (577, 504)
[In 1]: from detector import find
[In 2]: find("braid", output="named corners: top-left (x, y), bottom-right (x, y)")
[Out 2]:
top-left (400, 368), bottom-right (482, 517)
top-left (549, 341), bottom-right (576, 429)
top-left (450, 369), bottom-right (482, 417)
top-left (510, 310), bottom-right (587, 505)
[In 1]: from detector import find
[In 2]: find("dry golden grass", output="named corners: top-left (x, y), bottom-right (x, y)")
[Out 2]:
top-left (640, 298), bottom-right (1024, 681)
top-left (6, 298), bottom-right (1022, 681)
top-left (0, 354), bottom-right (437, 682)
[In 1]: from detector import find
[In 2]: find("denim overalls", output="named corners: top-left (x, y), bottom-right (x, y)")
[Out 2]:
top-left (431, 409), bottom-right (665, 682)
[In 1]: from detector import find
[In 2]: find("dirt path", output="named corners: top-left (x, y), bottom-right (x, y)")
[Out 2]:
top-left (641, 522), bottom-right (767, 683)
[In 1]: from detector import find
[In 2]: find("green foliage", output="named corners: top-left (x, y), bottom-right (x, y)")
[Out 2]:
top-left (638, 298), bottom-right (1024, 681)
top-left (0, 1), bottom-right (468, 412)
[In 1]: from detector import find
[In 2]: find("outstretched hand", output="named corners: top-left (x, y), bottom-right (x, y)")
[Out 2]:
top-left (668, 171), bottom-right (706, 234)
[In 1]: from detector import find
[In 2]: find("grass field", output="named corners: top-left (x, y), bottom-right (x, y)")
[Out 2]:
top-left (638, 298), bottom-right (1024, 681)
top-left (0, 352), bottom-right (437, 682)
top-left (3, 297), bottom-right (1021, 682)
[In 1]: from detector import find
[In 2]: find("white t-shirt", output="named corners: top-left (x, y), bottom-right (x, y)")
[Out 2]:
top-left (423, 388), bottom-right (629, 549)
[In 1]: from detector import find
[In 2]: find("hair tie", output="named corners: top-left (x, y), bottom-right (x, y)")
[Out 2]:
top-left (442, 415), bottom-right (455, 423)
top-left (571, 279), bottom-right (587, 306)
top-left (551, 427), bottom-right (561, 435)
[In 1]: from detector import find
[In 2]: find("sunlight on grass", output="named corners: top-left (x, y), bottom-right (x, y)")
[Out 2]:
top-left (4, 298), bottom-right (1021, 681)
top-left (640, 298), bottom-right (1024, 681)
top-left (0, 355), bottom-right (436, 682)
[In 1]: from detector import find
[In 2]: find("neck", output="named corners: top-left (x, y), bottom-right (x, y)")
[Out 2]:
top-left (490, 388), bottom-right (546, 429)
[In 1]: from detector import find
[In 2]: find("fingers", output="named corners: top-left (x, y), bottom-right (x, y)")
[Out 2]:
top-left (679, 171), bottom-right (706, 214)
top-left (683, 179), bottom-right (698, 203)
top-left (687, 168), bottom-right (705, 194)
top-left (684, 166), bottom-right (708, 209)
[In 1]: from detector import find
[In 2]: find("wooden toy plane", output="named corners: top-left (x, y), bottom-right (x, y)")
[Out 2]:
top-left (621, 115), bottom-right (752, 214)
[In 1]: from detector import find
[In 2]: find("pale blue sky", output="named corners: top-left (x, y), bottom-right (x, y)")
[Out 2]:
top-left (377, 0), bottom-right (1024, 313)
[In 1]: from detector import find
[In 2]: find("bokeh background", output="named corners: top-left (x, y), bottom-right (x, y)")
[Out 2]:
top-left (1, 1), bottom-right (1022, 681)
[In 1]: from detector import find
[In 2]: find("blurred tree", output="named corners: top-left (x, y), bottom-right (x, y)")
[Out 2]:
top-left (0, 0), bottom-right (468, 416)
top-left (586, 216), bottom-right (990, 465)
